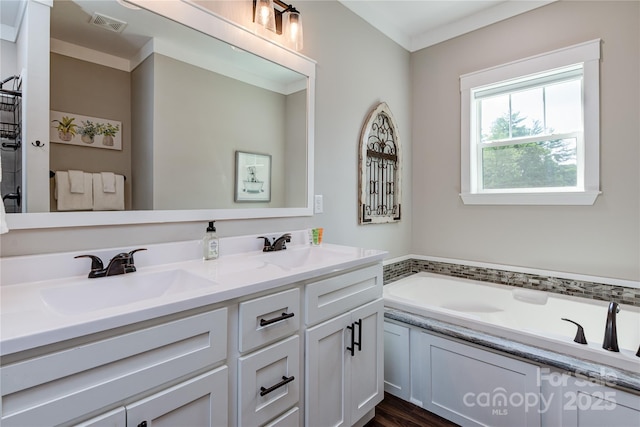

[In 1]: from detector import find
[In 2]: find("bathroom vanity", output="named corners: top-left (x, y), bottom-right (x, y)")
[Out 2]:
top-left (0, 232), bottom-right (386, 426)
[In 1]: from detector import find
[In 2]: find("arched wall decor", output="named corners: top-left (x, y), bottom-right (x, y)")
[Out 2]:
top-left (358, 102), bottom-right (402, 224)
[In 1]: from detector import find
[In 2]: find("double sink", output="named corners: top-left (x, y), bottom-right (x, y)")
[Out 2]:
top-left (37, 245), bottom-right (353, 316)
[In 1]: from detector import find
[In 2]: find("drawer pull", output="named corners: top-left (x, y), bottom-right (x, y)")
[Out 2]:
top-left (260, 375), bottom-right (295, 396)
top-left (260, 312), bottom-right (295, 327)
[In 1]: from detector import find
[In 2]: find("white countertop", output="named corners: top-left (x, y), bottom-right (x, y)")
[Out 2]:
top-left (0, 237), bottom-right (387, 356)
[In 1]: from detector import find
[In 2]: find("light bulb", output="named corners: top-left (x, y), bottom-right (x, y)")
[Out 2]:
top-left (254, 0), bottom-right (276, 32)
top-left (285, 10), bottom-right (303, 51)
top-left (259, 6), bottom-right (270, 25)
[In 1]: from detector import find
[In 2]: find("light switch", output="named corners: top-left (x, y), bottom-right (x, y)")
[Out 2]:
top-left (314, 195), bottom-right (323, 213)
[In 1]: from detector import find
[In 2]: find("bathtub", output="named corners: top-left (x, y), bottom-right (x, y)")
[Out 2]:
top-left (383, 272), bottom-right (640, 373)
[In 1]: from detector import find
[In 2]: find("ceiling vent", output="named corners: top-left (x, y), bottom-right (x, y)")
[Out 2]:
top-left (90, 12), bottom-right (127, 33)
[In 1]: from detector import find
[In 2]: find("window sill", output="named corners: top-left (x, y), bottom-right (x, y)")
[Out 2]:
top-left (460, 191), bottom-right (601, 206)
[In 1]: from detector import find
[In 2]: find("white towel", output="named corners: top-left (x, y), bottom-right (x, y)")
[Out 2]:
top-left (92, 173), bottom-right (124, 211)
top-left (68, 170), bottom-right (85, 193)
top-left (101, 172), bottom-right (116, 193)
top-left (55, 171), bottom-right (93, 211)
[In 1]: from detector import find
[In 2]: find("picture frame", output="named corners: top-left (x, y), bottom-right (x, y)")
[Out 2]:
top-left (235, 151), bottom-right (271, 202)
top-left (50, 110), bottom-right (122, 151)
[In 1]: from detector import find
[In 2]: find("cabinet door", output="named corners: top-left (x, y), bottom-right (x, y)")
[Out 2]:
top-left (126, 366), bottom-right (228, 427)
top-left (383, 320), bottom-right (410, 400)
top-left (305, 311), bottom-right (352, 427)
top-left (421, 332), bottom-right (541, 427)
top-left (560, 375), bottom-right (640, 427)
top-left (349, 299), bottom-right (384, 423)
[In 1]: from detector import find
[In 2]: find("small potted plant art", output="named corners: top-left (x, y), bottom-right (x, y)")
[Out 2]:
top-left (51, 116), bottom-right (77, 141)
top-left (77, 120), bottom-right (102, 144)
top-left (101, 123), bottom-right (119, 147)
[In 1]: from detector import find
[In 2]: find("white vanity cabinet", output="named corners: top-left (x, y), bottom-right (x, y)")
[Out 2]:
top-left (0, 308), bottom-right (229, 427)
top-left (0, 241), bottom-right (387, 427)
top-left (304, 265), bottom-right (384, 427)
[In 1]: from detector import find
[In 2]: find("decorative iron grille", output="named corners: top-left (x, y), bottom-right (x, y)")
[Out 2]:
top-left (359, 102), bottom-right (401, 224)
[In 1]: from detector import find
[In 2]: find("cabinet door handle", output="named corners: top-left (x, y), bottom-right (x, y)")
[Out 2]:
top-left (260, 312), bottom-right (295, 327)
top-left (260, 375), bottom-right (295, 396)
top-left (137, 422), bottom-right (147, 427)
top-left (346, 323), bottom-right (355, 356)
top-left (354, 319), bottom-right (362, 352)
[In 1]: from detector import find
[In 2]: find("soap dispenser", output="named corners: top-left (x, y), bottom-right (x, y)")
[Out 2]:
top-left (203, 221), bottom-right (219, 260)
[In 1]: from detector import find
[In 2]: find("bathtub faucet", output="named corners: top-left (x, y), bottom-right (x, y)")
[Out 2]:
top-left (602, 301), bottom-right (620, 352)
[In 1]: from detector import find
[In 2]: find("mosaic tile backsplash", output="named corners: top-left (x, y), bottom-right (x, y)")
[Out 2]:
top-left (383, 259), bottom-right (640, 307)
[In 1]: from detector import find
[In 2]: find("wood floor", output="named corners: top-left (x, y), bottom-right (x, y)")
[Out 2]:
top-left (365, 393), bottom-right (459, 427)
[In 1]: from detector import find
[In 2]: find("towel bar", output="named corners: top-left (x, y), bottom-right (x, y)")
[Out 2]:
top-left (50, 170), bottom-right (126, 180)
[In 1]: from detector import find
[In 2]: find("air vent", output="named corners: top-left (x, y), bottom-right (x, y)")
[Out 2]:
top-left (90, 12), bottom-right (127, 33)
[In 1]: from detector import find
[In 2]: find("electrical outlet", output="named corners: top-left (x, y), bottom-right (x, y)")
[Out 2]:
top-left (314, 195), bottom-right (323, 213)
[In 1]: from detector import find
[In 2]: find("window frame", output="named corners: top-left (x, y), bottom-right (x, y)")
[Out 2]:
top-left (460, 39), bottom-right (601, 205)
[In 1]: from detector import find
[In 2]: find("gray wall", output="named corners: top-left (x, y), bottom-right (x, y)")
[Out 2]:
top-left (410, 0), bottom-right (639, 281)
top-left (1, 1), bottom-right (412, 260)
top-left (133, 53), bottom-right (299, 210)
top-left (285, 89), bottom-right (307, 208)
top-left (131, 53), bottom-right (154, 211)
top-left (49, 53), bottom-right (132, 210)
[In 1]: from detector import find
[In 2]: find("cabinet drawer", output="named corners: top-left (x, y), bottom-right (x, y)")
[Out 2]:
top-left (305, 264), bottom-right (382, 326)
top-left (238, 335), bottom-right (300, 427)
top-left (239, 288), bottom-right (300, 353)
top-left (1, 308), bottom-right (227, 427)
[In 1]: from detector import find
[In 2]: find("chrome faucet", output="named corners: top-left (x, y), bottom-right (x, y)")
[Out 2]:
top-left (257, 233), bottom-right (292, 252)
top-left (602, 301), bottom-right (620, 352)
top-left (75, 248), bottom-right (147, 278)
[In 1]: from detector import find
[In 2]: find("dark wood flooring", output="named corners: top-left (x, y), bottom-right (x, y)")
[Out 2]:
top-left (365, 393), bottom-right (459, 427)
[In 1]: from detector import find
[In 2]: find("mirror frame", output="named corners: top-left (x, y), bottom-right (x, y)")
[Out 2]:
top-left (7, 0), bottom-right (315, 230)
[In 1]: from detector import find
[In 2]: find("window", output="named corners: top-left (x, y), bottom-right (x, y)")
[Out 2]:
top-left (460, 40), bottom-right (601, 205)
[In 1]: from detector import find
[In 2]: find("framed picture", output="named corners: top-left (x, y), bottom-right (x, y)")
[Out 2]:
top-left (50, 110), bottom-right (122, 151)
top-left (235, 151), bottom-right (271, 202)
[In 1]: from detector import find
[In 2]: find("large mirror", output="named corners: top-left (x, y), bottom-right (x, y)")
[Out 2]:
top-left (6, 0), bottom-right (315, 229)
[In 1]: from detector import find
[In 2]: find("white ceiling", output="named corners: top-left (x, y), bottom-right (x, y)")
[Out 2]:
top-left (338, 0), bottom-right (556, 52)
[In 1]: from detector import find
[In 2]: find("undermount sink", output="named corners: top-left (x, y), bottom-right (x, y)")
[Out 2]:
top-left (40, 269), bottom-right (217, 315)
top-left (255, 246), bottom-right (350, 270)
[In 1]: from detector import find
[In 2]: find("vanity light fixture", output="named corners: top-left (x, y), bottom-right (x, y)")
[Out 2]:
top-left (253, 0), bottom-right (304, 51)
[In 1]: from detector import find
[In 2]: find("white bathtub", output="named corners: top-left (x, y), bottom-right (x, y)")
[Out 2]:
top-left (384, 272), bottom-right (640, 373)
